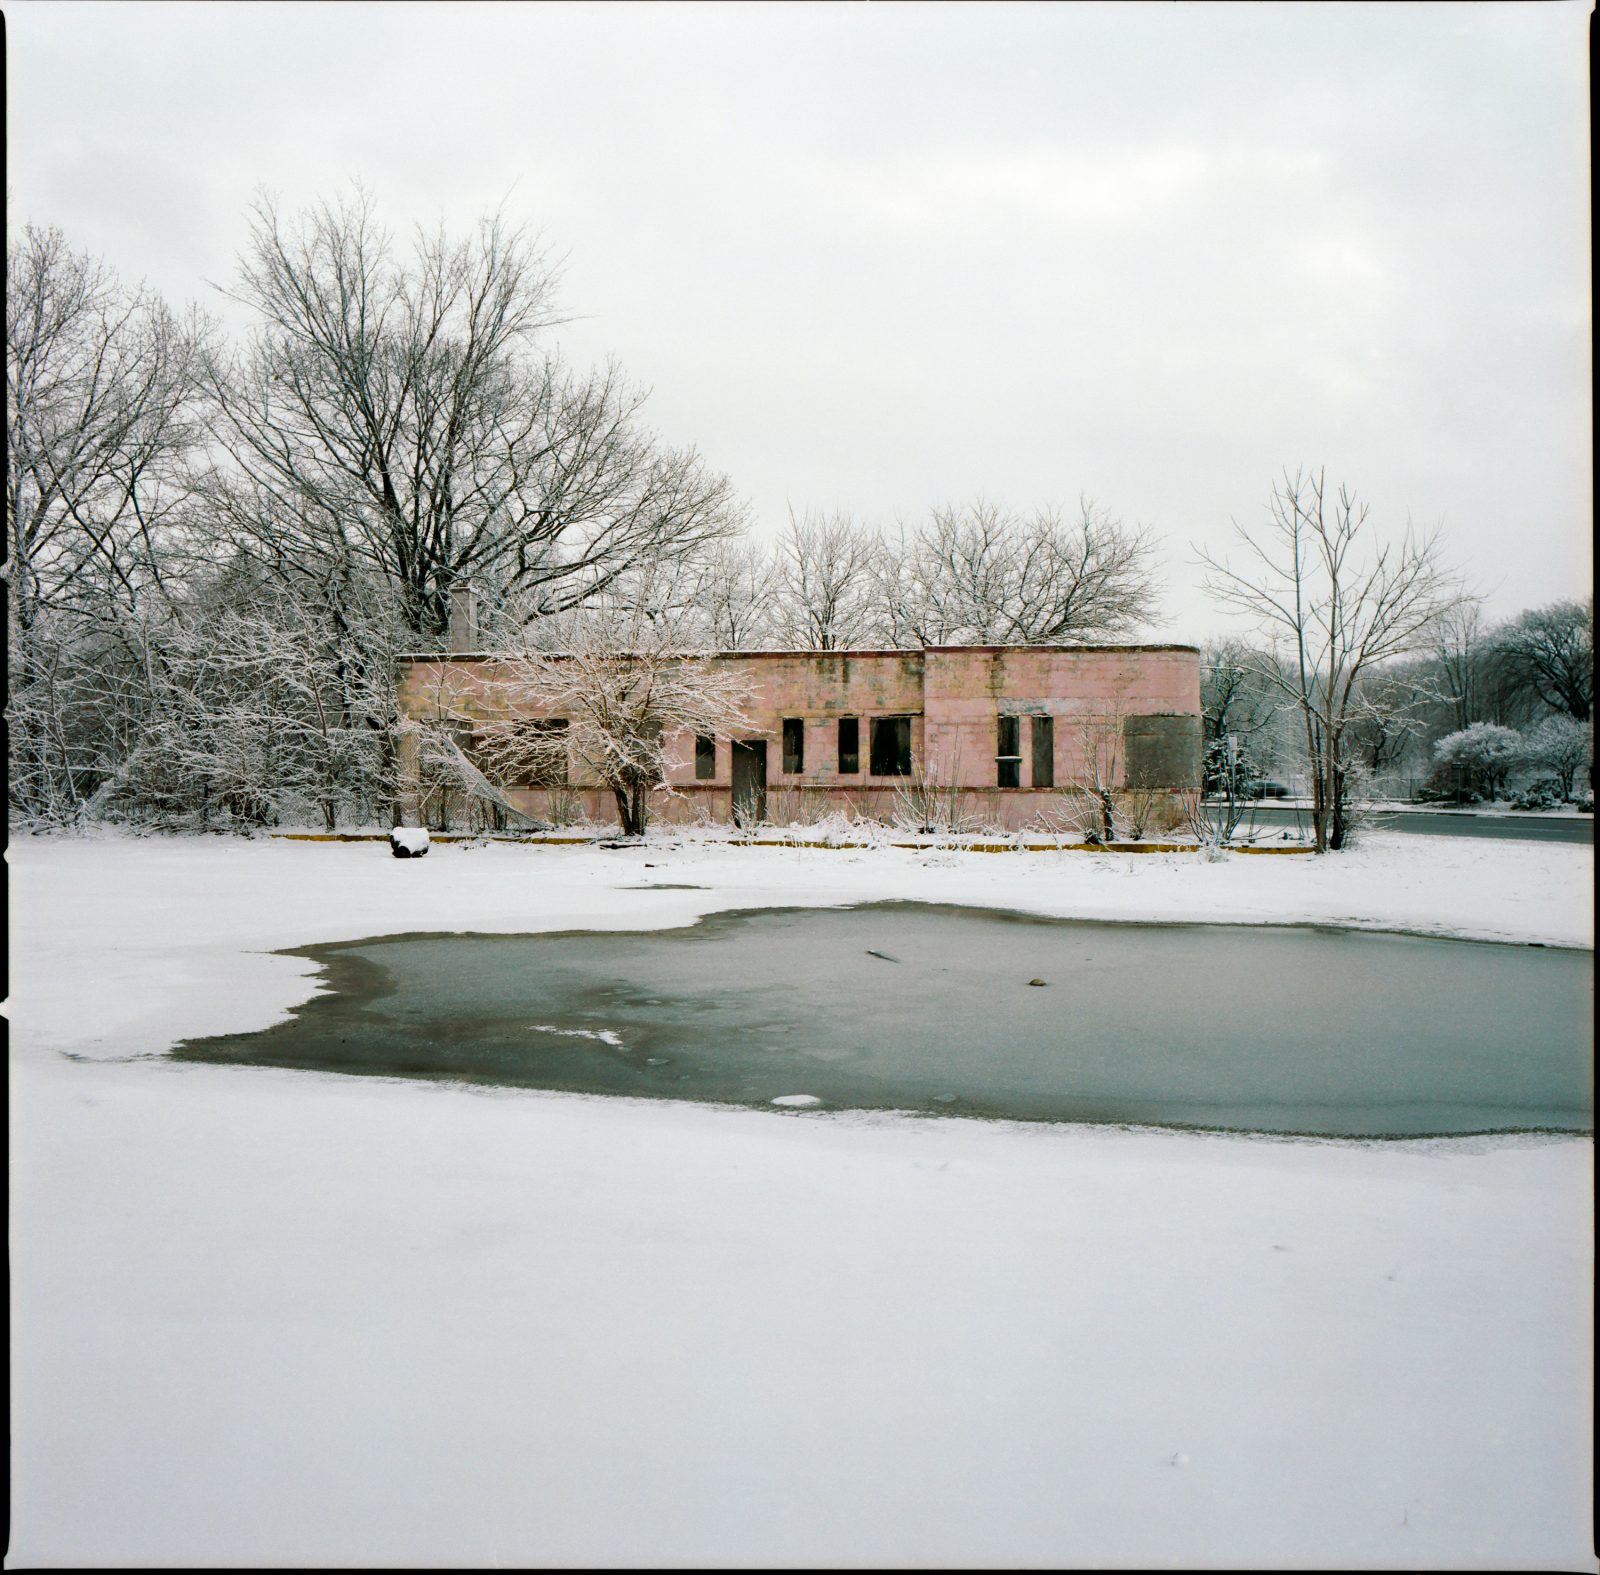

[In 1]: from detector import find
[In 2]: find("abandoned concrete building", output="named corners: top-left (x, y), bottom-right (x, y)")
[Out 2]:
top-left (395, 627), bottom-right (1204, 832)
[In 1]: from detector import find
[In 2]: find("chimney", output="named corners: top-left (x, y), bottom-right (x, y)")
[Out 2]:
top-left (447, 583), bottom-right (480, 654)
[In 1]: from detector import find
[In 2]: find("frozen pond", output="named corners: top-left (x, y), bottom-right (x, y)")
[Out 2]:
top-left (173, 904), bottom-right (1593, 1138)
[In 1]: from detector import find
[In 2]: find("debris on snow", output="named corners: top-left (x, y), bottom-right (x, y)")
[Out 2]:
top-left (389, 827), bottom-right (430, 858)
top-left (529, 1024), bottom-right (624, 1047)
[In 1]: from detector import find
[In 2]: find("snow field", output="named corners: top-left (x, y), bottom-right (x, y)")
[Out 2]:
top-left (6, 832), bottom-right (1596, 1568)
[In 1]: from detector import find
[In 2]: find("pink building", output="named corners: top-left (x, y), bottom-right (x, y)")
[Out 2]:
top-left (396, 643), bottom-right (1202, 832)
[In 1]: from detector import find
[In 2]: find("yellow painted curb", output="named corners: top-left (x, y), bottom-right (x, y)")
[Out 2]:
top-left (270, 831), bottom-right (596, 845)
top-left (269, 831), bottom-right (1314, 855)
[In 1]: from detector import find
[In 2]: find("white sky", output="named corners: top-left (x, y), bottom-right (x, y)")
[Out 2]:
top-left (6, 0), bottom-right (1592, 642)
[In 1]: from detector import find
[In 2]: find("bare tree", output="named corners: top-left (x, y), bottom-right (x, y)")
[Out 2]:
top-left (6, 223), bottom-right (210, 631)
top-left (771, 507), bottom-right (884, 650)
top-left (1345, 662), bottom-right (1435, 790)
top-left (876, 503), bottom-right (1009, 647)
top-left (1491, 598), bottom-right (1593, 722)
top-left (686, 537), bottom-right (777, 650)
top-left (206, 188), bottom-right (744, 644)
top-left (1429, 602), bottom-right (1490, 732)
top-left (84, 555), bottom-right (400, 831)
top-left (6, 605), bottom-right (147, 825)
top-left (1200, 467), bottom-right (1466, 851)
top-left (423, 600), bottom-right (753, 836)
top-left (6, 224), bottom-right (212, 826)
top-left (880, 499), bottom-right (1160, 647)
top-left (1199, 638), bottom-right (1282, 793)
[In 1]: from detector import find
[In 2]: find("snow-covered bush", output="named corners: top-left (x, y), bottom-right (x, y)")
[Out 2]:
top-left (1432, 722), bottom-right (1523, 801)
top-left (1515, 716), bottom-right (1592, 802)
top-left (1510, 779), bottom-right (1562, 811)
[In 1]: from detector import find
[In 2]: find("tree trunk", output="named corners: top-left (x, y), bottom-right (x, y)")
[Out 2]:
top-left (1328, 764), bottom-right (1349, 851)
top-left (1304, 714), bottom-right (1329, 854)
top-left (612, 779), bottom-right (648, 838)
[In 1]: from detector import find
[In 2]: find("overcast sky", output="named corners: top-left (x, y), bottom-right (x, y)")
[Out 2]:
top-left (7, 0), bottom-right (1592, 641)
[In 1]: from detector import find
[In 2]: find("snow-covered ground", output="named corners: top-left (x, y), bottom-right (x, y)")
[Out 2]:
top-left (7, 832), bottom-right (1595, 1569)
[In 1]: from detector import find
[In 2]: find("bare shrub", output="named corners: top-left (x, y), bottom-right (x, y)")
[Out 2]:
top-left (1176, 790), bottom-right (1232, 859)
top-left (1036, 713), bottom-right (1125, 844)
top-left (891, 755), bottom-right (978, 839)
top-left (543, 784), bottom-right (585, 829)
top-left (1120, 788), bottom-right (1163, 841)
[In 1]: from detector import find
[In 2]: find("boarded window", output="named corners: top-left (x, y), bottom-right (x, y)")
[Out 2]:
top-left (1031, 715), bottom-right (1055, 788)
top-left (782, 717), bottom-right (805, 775)
top-left (838, 716), bottom-right (860, 775)
top-left (997, 714), bottom-right (1021, 788)
top-left (870, 715), bottom-right (912, 776)
top-left (695, 733), bottom-right (716, 781)
top-left (1124, 714), bottom-right (1203, 789)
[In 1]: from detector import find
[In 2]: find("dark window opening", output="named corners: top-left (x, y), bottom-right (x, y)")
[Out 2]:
top-left (997, 715), bottom-right (1021, 788)
top-left (869, 716), bottom-right (912, 776)
top-left (498, 718), bottom-right (569, 787)
top-left (782, 717), bottom-right (805, 775)
top-left (838, 716), bottom-right (860, 775)
top-left (1031, 715), bottom-right (1055, 789)
top-left (695, 733), bottom-right (716, 781)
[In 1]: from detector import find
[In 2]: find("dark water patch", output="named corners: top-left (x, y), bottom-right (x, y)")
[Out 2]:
top-left (170, 905), bottom-right (1594, 1138)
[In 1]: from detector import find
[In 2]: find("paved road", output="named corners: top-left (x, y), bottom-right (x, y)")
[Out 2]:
top-left (1230, 803), bottom-right (1594, 844)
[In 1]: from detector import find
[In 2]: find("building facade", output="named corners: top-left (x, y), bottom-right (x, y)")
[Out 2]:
top-left (396, 642), bottom-right (1203, 832)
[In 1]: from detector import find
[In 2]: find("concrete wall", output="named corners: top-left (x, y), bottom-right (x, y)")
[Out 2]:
top-left (1124, 713), bottom-right (1204, 789)
top-left (395, 644), bottom-right (1201, 830)
top-left (661, 650), bottom-right (926, 797)
top-left (921, 647), bottom-right (1200, 791)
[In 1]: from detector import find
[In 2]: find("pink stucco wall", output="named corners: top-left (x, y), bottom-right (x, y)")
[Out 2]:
top-left (397, 644), bottom-right (1201, 830)
top-left (922, 646), bottom-right (1200, 786)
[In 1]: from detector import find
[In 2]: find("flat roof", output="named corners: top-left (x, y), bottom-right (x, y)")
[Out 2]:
top-left (397, 642), bottom-right (1200, 664)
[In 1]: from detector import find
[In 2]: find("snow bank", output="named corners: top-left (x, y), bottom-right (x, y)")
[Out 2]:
top-left (6, 832), bottom-right (1595, 1569)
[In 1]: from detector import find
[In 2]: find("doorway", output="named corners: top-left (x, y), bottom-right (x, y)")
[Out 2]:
top-left (731, 739), bottom-right (768, 825)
